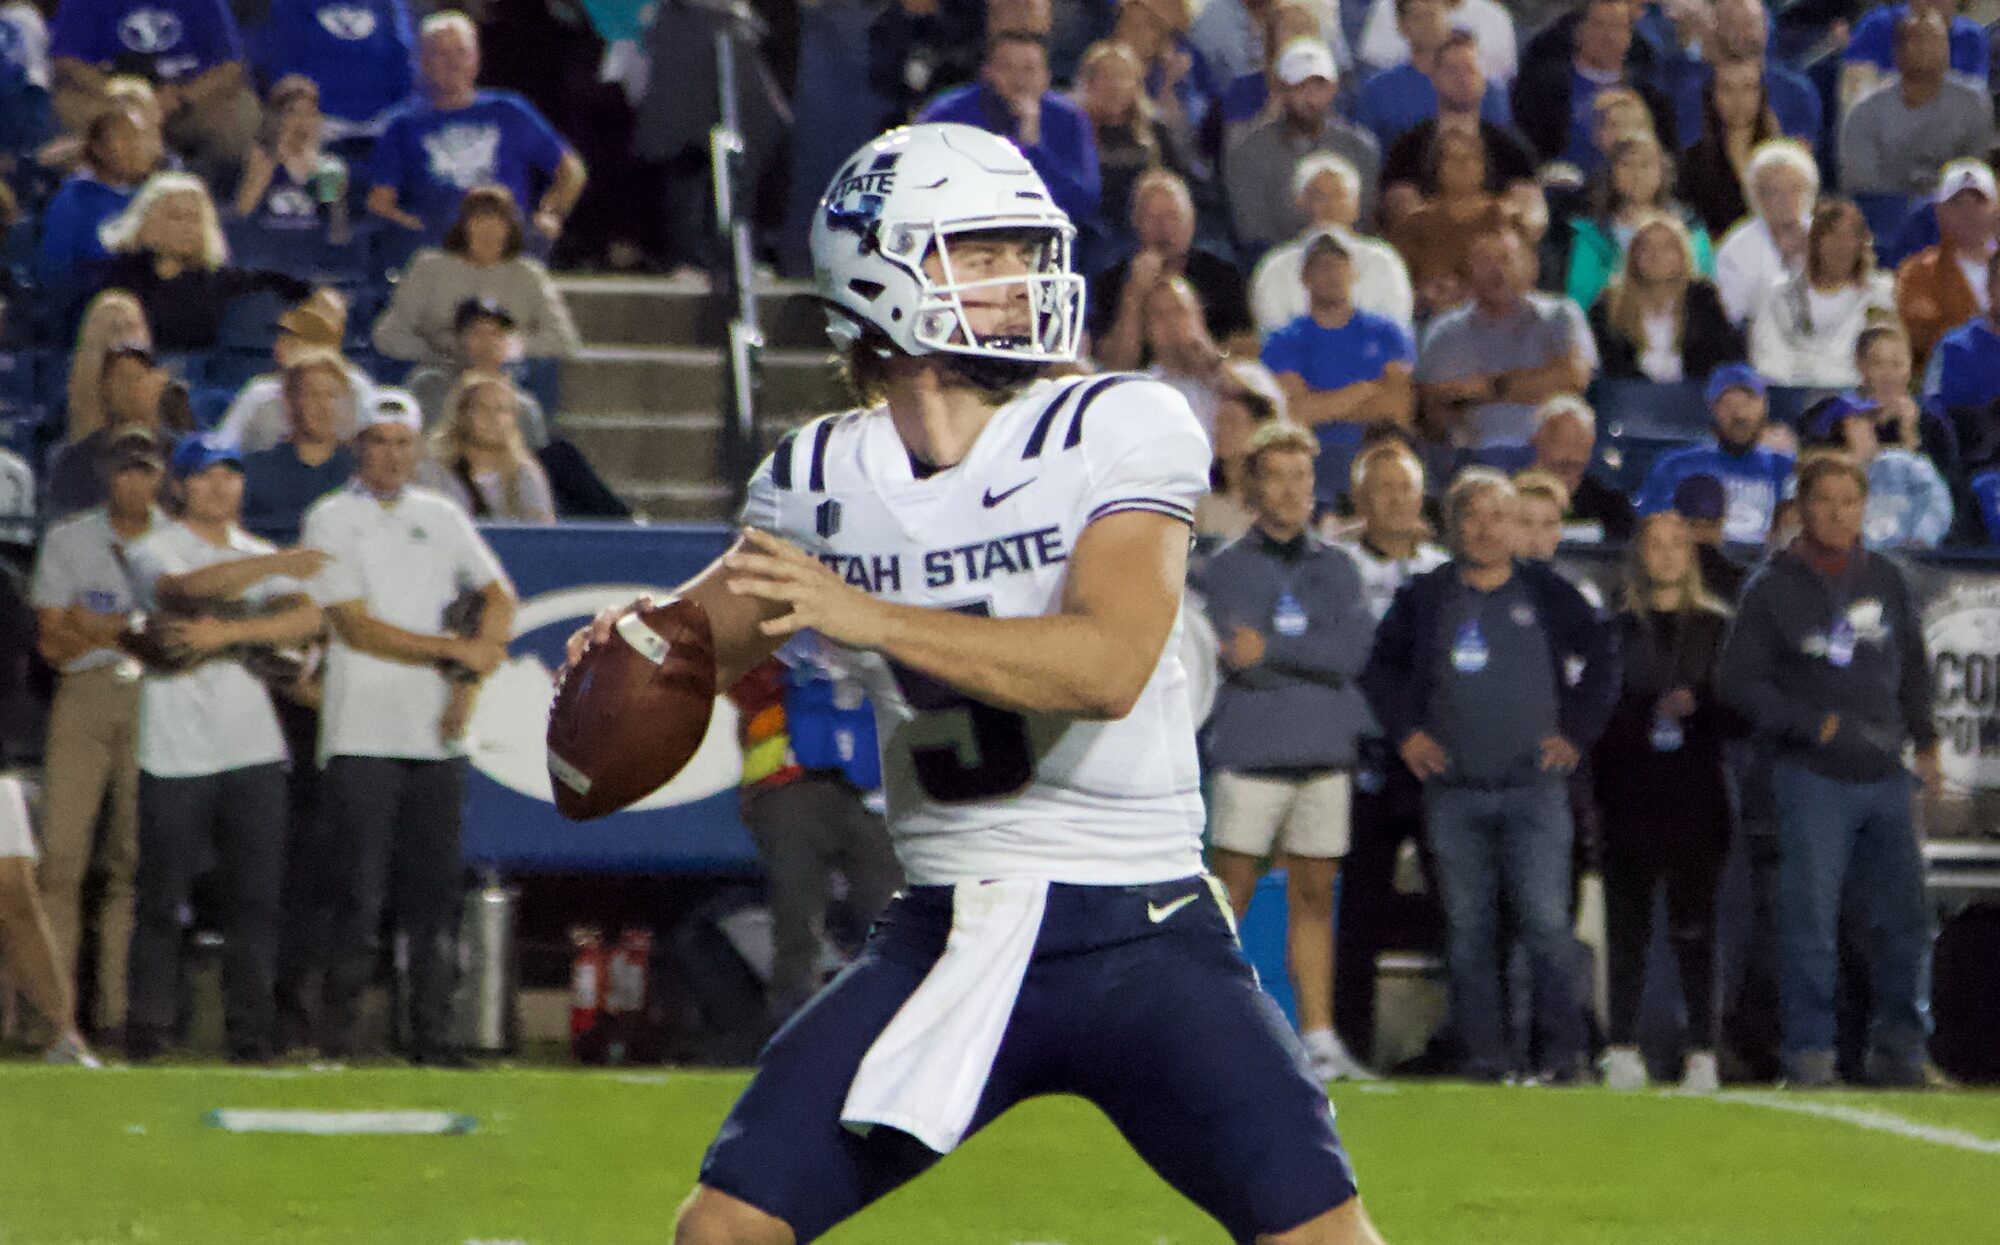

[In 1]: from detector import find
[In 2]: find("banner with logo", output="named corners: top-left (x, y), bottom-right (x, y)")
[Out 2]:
top-left (463, 523), bottom-right (757, 872)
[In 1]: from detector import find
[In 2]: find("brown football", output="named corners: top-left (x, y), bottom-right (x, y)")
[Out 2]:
top-left (546, 597), bottom-right (717, 820)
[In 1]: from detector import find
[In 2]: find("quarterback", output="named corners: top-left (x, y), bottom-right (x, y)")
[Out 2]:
top-left (568, 123), bottom-right (1386, 1245)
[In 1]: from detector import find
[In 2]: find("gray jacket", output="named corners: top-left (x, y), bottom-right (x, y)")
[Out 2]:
top-left (1194, 528), bottom-right (1376, 770)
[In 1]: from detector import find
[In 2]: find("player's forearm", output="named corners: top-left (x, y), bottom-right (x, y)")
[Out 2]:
top-left (540, 152), bottom-right (587, 220)
top-left (475, 582), bottom-right (516, 651)
top-left (328, 605), bottom-right (453, 666)
top-left (872, 605), bottom-right (1155, 720)
top-left (218, 598), bottom-right (324, 649)
top-left (161, 554), bottom-right (296, 604)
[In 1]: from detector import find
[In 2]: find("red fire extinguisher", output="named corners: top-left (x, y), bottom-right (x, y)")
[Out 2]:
top-left (603, 929), bottom-right (652, 1064)
top-left (570, 927), bottom-right (608, 1063)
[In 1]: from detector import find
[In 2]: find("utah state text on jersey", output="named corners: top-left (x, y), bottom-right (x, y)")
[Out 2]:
top-left (817, 525), bottom-right (1068, 594)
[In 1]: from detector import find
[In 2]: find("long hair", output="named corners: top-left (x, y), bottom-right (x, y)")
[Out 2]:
top-left (1589, 131), bottom-right (1675, 222)
top-left (434, 371), bottom-right (536, 516)
top-left (1619, 511), bottom-right (1728, 618)
top-left (1699, 57), bottom-right (1779, 150)
top-left (65, 290), bottom-right (150, 443)
top-left (1074, 40), bottom-right (1160, 164)
top-left (98, 172), bottom-right (228, 269)
top-left (1805, 197), bottom-right (1874, 288)
top-left (1602, 212), bottom-right (1695, 352)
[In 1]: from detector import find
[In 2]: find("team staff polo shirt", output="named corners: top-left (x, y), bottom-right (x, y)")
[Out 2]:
top-left (302, 484), bottom-right (510, 764)
top-left (51, 0), bottom-right (243, 82)
top-left (367, 90), bottom-right (568, 239)
top-left (29, 506), bottom-right (161, 674)
top-left (125, 521), bottom-right (297, 779)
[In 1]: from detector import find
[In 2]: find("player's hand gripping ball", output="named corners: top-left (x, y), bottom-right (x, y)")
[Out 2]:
top-left (546, 597), bottom-right (716, 820)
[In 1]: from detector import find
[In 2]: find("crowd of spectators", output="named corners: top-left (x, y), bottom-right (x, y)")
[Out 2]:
top-left (0, 0), bottom-right (1987, 1088)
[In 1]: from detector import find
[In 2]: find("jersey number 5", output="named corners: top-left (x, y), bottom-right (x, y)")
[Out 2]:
top-left (887, 603), bottom-right (1035, 802)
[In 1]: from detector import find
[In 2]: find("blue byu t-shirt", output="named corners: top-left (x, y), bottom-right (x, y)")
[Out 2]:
top-left (1261, 308), bottom-right (1415, 394)
top-left (251, 0), bottom-right (416, 127)
top-left (1845, 3), bottom-right (1989, 81)
top-left (51, 0), bottom-right (242, 82)
top-left (1635, 442), bottom-right (1794, 545)
top-left (367, 89), bottom-right (567, 239)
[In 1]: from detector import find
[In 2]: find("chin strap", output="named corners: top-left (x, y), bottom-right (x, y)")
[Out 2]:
top-left (944, 350), bottom-right (1046, 392)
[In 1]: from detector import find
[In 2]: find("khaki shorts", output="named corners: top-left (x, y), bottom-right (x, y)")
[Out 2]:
top-left (0, 774), bottom-right (35, 860)
top-left (1209, 769), bottom-right (1351, 860)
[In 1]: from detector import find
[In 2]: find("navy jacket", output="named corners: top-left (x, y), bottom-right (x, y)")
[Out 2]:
top-left (1360, 558), bottom-right (1621, 758)
top-left (1716, 544), bottom-right (1936, 782)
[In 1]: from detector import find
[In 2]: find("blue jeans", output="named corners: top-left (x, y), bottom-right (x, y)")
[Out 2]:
top-left (1426, 780), bottom-right (1583, 1076)
top-left (1773, 760), bottom-right (1931, 1064)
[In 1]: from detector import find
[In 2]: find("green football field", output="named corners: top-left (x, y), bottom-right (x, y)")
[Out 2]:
top-left (4, 1064), bottom-right (1998, 1244)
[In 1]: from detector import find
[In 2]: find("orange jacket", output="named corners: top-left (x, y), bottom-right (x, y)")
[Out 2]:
top-left (1894, 246), bottom-right (1982, 367)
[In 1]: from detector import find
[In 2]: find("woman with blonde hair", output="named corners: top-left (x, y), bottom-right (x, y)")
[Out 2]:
top-left (1590, 511), bottom-right (1737, 1094)
top-left (91, 173), bottom-right (313, 351)
top-left (416, 372), bottom-right (557, 523)
top-left (1073, 39), bottom-right (1189, 271)
top-left (62, 290), bottom-right (150, 442)
top-left (1750, 199), bottom-right (1895, 389)
top-left (1565, 131), bottom-right (1714, 313)
top-left (1587, 212), bottom-right (1743, 384)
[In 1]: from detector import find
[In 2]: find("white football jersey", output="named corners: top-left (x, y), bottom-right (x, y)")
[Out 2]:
top-left (742, 374), bottom-right (1212, 886)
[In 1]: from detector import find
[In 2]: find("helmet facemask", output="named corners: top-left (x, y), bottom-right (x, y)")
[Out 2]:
top-left (879, 222), bottom-right (1084, 366)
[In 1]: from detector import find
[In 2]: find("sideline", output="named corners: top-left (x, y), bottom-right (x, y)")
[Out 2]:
top-left (1717, 1090), bottom-right (2000, 1157)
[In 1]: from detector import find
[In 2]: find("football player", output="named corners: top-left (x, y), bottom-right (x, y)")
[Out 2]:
top-left (568, 122), bottom-right (1388, 1245)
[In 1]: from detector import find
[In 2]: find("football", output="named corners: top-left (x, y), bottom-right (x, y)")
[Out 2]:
top-left (546, 597), bottom-right (717, 820)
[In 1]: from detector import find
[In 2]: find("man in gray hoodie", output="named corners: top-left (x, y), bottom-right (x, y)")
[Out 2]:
top-left (1717, 452), bottom-right (1941, 1088)
top-left (1195, 422), bottom-right (1378, 1082)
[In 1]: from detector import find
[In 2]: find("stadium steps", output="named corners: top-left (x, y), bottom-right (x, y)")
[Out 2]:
top-left (553, 275), bottom-right (843, 519)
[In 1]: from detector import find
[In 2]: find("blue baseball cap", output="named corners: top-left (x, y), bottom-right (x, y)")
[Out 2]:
top-left (169, 432), bottom-right (243, 479)
top-left (1703, 364), bottom-right (1766, 408)
top-left (1671, 473), bottom-right (1726, 522)
top-left (1803, 393), bottom-right (1880, 444)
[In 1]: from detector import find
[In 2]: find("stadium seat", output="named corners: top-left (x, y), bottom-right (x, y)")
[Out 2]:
top-left (1878, 196), bottom-right (1940, 269)
top-left (1586, 378), bottom-right (1708, 438)
top-left (518, 357), bottom-right (561, 416)
top-left (1969, 469), bottom-right (2000, 542)
top-left (1462, 445), bottom-right (1533, 475)
top-left (1853, 194), bottom-right (1916, 255)
top-left (1765, 385), bottom-right (1833, 431)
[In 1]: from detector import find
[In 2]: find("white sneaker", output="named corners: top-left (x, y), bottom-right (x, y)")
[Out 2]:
top-left (1322, 1034), bottom-right (1382, 1082)
top-left (43, 1031), bottom-right (102, 1069)
top-left (1680, 1050), bottom-right (1720, 1095)
top-left (1600, 1045), bottom-right (1648, 1092)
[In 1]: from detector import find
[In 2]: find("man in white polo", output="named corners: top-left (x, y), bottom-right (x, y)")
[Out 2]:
top-left (122, 434), bottom-right (326, 1063)
top-left (303, 393), bottom-right (515, 1066)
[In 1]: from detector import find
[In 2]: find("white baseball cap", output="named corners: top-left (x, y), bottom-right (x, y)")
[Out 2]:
top-left (1274, 37), bottom-right (1338, 87)
top-left (1939, 158), bottom-right (1996, 202)
top-left (359, 387), bottom-right (422, 434)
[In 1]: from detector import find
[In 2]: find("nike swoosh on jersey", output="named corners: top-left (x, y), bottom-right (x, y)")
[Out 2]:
top-left (982, 478), bottom-right (1035, 507)
top-left (1147, 893), bottom-right (1200, 923)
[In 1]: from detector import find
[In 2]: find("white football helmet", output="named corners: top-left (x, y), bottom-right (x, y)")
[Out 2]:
top-left (809, 123), bottom-right (1084, 369)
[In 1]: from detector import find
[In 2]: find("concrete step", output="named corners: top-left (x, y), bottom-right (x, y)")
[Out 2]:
top-left (554, 274), bottom-right (832, 351)
top-left (560, 345), bottom-right (847, 417)
top-left (563, 411), bottom-right (813, 520)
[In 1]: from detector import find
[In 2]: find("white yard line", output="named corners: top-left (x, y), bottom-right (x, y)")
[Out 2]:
top-left (1718, 1091), bottom-right (2000, 1156)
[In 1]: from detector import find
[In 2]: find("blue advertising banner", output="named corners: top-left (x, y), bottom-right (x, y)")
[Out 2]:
top-left (461, 522), bottom-right (760, 873)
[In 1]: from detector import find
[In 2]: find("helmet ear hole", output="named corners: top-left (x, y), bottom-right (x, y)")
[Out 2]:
top-left (848, 279), bottom-right (885, 301)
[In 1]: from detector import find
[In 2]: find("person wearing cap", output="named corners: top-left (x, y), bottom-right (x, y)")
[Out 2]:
top-left (120, 434), bottom-right (326, 1062)
top-left (370, 185), bottom-right (581, 366)
top-left (1088, 168), bottom-right (1254, 369)
top-left (1251, 151), bottom-right (1415, 337)
top-left (1355, 6), bottom-right (1512, 152)
top-left (1839, 11), bottom-right (1994, 198)
top-left (42, 345), bottom-right (179, 520)
top-left (1669, 473), bottom-right (1747, 602)
top-left (1194, 421), bottom-right (1380, 1083)
top-left (301, 395), bottom-right (515, 1065)
top-left (1189, 0), bottom-right (1351, 98)
top-left (1508, 0), bottom-right (1675, 170)
top-left (1717, 451), bottom-right (1941, 1088)
top-left (917, 30), bottom-right (1100, 229)
top-left (215, 290), bottom-right (380, 454)
top-left (406, 297), bottom-right (554, 448)
top-left (240, 350), bottom-right (361, 545)
top-left (1413, 218), bottom-right (1598, 448)
top-left (1528, 395), bottom-right (1634, 543)
top-left (1223, 37), bottom-right (1380, 254)
top-left (1749, 199), bottom-right (1896, 391)
top-left (26, 426), bottom-right (165, 1042)
top-left (1634, 364), bottom-right (1792, 545)
top-left (1801, 394), bottom-right (1953, 550)
top-left (1261, 233), bottom-right (1415, 496)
